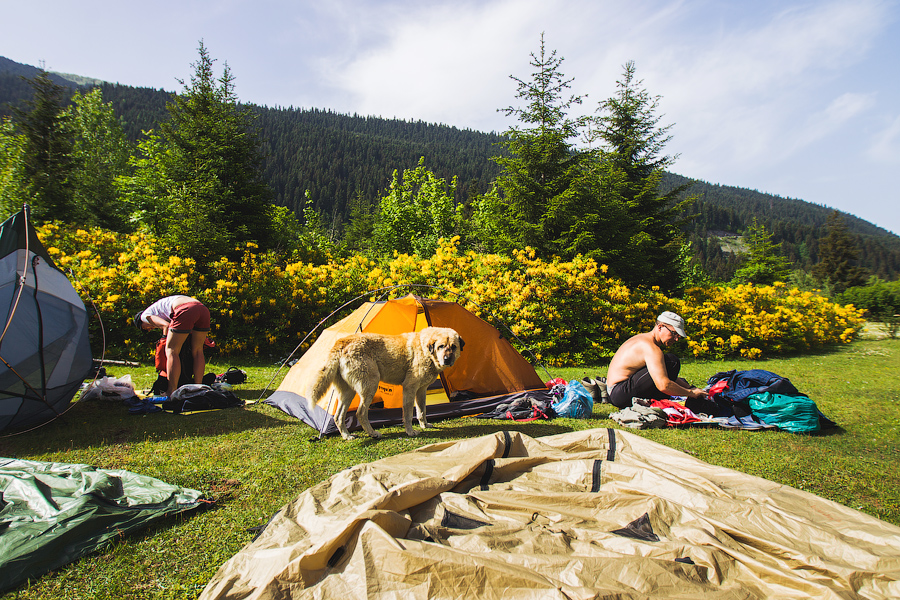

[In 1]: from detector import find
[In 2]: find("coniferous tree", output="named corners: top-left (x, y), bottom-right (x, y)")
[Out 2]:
top-left (13, 70), bottom-right (76, 222)
top-left (67, 87), bottom-right (133, 230)
top-left (340, 192), bottom-right (377, 257)
top-left (489, 33), bottom-right (592, 257)
top-left (589, 61), bottom-right (693, 291)
top-left (731, 218), bottom-right (793, 285)
top-left (813, 211), bottom-right (869, 294)
top-left (155, 41), bottom-right (273, 263)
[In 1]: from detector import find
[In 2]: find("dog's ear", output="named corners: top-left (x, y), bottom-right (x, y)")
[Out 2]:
top-left (458, 336), bottom-right (465, 350)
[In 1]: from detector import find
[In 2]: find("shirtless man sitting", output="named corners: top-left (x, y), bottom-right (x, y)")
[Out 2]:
top-left (606, 311), bottom-right (708, 410)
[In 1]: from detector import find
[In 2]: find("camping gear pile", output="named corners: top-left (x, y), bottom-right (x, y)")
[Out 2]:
top-left (160, 383), bottom-right (244, 414)
top-left (80, 373), bottom-right (245, 415)
top-left (610, 369), bottom-right (831, 432)
top-left (198, 428), bottom-right (900, 599)
top-left (706, 369), bottom-right (827, 432)
top-left (476, 379), bottom-right (602, 422)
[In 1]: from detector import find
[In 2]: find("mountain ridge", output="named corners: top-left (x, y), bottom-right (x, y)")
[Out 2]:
top-left (1, 55), bottom-right (898, 279)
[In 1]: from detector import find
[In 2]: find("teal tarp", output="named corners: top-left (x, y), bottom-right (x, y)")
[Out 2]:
top-left (0, 457), bottom-right (205, 591)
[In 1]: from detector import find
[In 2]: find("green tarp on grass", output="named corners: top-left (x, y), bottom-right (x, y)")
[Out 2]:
top-left (0, 457), bottom-right (205, 592)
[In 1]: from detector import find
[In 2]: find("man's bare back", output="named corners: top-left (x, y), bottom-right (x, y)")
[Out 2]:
top-left (607, 331), bottom-right (662, 387)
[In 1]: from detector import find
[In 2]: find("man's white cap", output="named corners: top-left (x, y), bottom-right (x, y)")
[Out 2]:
top-left (657, 311), bottom-right (687, 338)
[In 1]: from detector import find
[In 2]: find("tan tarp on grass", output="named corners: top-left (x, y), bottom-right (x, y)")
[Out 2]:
top-left (200, 428), bottom-right (900, 599)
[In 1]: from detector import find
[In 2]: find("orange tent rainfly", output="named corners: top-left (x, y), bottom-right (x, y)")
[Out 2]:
top-left (265, 295), bottom-right (549, 436)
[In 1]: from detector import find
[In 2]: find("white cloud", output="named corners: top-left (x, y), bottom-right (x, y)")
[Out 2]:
top-left (868, 113), bottom-right (900, 164)
top-left (319, 0), bottom-right (552, 129)
top-left (651, 0), bottom-right (889, 173)
top-left (2, 0), bottom-right (898, 232)
top-left (784, 92), bottom-right (876, 152)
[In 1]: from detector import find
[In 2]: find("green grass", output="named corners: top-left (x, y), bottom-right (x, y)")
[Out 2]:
top-left (1, 339), bottom-right (899, 599)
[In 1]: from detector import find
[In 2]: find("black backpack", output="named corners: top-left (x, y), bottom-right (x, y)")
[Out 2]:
top-left (216, 367), bottom-right (247, 385)
top-left (162, 384), bottom-right (244, 414)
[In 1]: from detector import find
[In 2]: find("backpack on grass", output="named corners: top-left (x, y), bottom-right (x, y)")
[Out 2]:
top-left (216, 367), bottom-right (248, 385)
top-left (161, 383), bottom-right (244, 414)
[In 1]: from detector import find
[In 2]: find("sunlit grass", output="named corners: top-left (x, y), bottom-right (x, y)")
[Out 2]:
top-left (1, 340), bottom-right (897, 599)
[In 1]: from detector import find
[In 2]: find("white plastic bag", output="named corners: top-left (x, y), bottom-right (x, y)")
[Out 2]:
top-left (81, 375), bottom-right (136, 401)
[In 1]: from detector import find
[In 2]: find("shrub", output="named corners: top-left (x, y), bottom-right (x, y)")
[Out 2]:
top-left (39, 225), bottom-right (865, 364)
top-left (838, 278), bottom-right (900, 338)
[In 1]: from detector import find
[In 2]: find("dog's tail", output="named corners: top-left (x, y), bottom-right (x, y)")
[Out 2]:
top-left (308, 346), bottom-right (342, 402)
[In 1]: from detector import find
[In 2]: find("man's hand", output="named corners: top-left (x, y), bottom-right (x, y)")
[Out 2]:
top-left (688, 387), bottom-right (708, 400)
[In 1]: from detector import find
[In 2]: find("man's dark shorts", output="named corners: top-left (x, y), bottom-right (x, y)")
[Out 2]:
top-left (608, 353), bottom-right (681, 409)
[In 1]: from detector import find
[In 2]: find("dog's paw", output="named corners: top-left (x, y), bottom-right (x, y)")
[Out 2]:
top-left (405, 429), bottom-right (420, 437)
top-left (419, 422), bottom-right (432, 429)
top-left (369, 431), bottom-right (383, 439)
top-left (341, 433), bottom-right (356, 440)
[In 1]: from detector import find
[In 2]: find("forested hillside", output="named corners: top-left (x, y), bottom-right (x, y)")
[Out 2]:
top-left (251, 107), bottom-right (503, 221)
top-left (2, 55), bottom-right (899, 280)
top-left (663, 173), bottom-right (900, 279)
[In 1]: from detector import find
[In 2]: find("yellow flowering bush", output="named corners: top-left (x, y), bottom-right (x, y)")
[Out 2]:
top-left (39, 225), bottom-right (865, 365)
top-left (681, 282), bottom-right (865, 359)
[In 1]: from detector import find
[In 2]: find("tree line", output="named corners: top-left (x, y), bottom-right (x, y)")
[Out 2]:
top-left (1, 41), bottom-right (898, 298)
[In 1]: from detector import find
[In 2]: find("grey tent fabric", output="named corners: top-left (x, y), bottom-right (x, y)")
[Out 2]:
top-left (0, 206), bottom-right (93, 433)
top-left (200, 428), bottom-right (900, 600)
top-left (0, 457), bottom-right (206, 592)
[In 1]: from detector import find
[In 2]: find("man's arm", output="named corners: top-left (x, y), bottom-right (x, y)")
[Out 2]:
top-left (146, 314), bottom-right (169, 335)
top-left (642, 343), bottom-right (707, 399)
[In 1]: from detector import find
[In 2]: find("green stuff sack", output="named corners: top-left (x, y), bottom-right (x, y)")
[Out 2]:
top-left (748, 392), bottom-right (820, 433)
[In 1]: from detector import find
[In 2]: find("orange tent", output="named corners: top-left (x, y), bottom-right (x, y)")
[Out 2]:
top-left (266, 295), bottom-right (549, 435)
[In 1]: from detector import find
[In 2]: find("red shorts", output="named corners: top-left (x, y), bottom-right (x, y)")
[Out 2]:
top-left (168, 301), bottom-right (210, 333)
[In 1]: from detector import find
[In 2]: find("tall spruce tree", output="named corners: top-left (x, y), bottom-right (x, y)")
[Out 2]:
top-left (156, 41), bottom-right (273, 263)
top-left (67, 87), bottom-right (133, 230)
top-left (490, 33), bottom-right (591, 257)
top-left (813, 210), bottom-right (869, 294)
top-left (13, 70), bottom-right (76, 222)
top-left (485, 44), bottom-right (694, 291)
top-left (589, 61), bottom-right (693, 292)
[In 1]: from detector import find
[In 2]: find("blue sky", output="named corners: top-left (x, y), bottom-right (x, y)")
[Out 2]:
top-left (4, 0), bottom-right (899, 235)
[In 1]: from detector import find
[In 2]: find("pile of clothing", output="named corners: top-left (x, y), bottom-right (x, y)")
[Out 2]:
top-left (611, 369), bottom-right (833, 433)
top-left (611, 397), bottom-right (727, 430)
top-left (706, 369), bottom-right (830, 432)
top-left (477, 394), bottom-right (555, 422)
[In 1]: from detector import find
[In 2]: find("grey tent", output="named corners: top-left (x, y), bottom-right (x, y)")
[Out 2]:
top-left (0, 206), bottom-right (93, 433)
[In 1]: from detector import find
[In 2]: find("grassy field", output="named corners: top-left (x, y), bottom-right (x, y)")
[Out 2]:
top-left (1, 338), bottom-right (898, 599)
